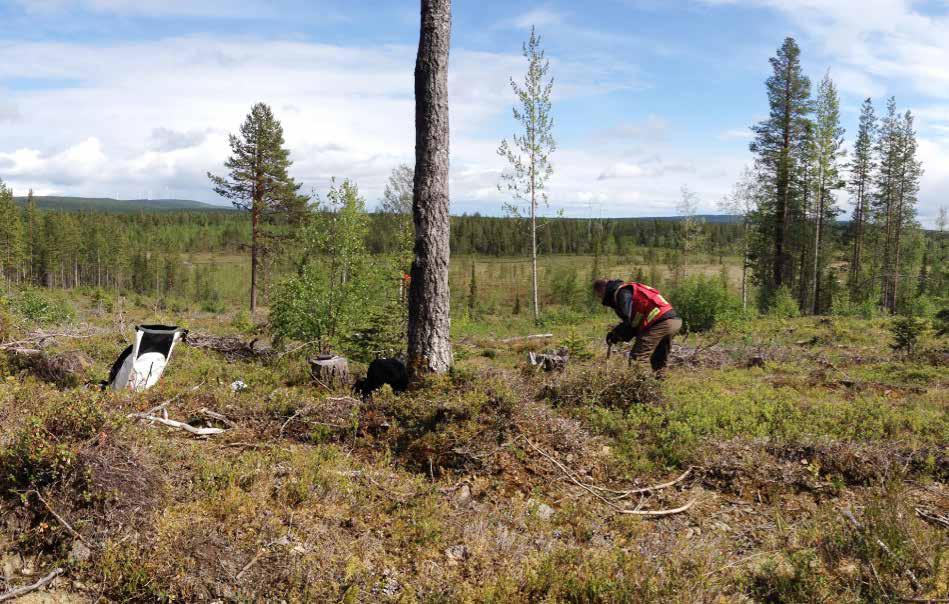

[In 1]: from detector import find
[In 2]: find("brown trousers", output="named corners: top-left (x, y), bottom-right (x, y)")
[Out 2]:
top-left (630, 318), bottom-right (682, 372)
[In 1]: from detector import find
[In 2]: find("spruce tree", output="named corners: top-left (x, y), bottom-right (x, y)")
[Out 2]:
top-left (848, 98), bottom-right (876, 297)
top-left (873, 97), bottom-right (900, 310)
top-left (809, 73), bottom-right (845, 314)
top-left (380, 163), bottom-right (415, 275)
top-left (0, 180), bottom-right (24, 283)
top-left (498, 26), bottom-right (556, 323)
top-left (24, 189), bottom-right (41, 284)
top-left (208, 102), bottom-right (306, 312)
top-left (467, 262), bottom-right (477, 314)
top-left (890, 110), bottom-right (923, 312)
top-left (749, 37), bottom-right (813, 301)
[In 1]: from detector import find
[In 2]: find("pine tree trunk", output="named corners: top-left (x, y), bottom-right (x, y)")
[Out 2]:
top-left (891, 179), bottom-right (906, 313)
top-left (407, 0), bottom-right (453, 377)
top-left (531, 184), bottom-right (539, 322)
top-left (850, 184), bottom-right (864, 293)
top-left (812, 188), bottom-right (823, 315)
top-left (881, 172), bottom-right (894, 311)
top-left (250, 201), bottom-right (260, 313)
top-left (741, 220), bottom-right (748, 311)
top-left (774, 71), bottom-right (793, 290)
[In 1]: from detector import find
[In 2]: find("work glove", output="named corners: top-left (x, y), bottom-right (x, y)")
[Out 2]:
top-left (606, 323), bottom-right (635, 345)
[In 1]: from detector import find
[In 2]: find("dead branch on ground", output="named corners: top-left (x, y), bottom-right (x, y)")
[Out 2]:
top-left (0, 567), bottom-right (64, 602)
top-left (523, 438), bottom-right (696, 517)
top-left (28, 490), bottom-right (92, 548)
top-left (199, 408), bottom-right (237, 429)
top-left (914, 507), bottom-right (949, 530)
top-left (129, 413), bottom-right (225, 437)
top-left (185, 332), bottom-right (274, 361)
top-left (843, 508), bottom-right (922, 592)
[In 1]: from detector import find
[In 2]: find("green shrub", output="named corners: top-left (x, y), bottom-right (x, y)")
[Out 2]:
top-left (231, 309), bottom-right (254, 333)
top-left (10, 289), bottom-right (75, 324)
top-left (890, 316), bottom-right (925, 356)
top-left (90, 287), bottom-right (114, 313)
top-left (831, 289), bottom-right (881, 318)
top-left (668, 275), bottom-right (742, 333)
top-left (549, 266), bottom-right (584, 310)
top-left (0, 396), bottom-right (105, 492)
top-left (768, 285), bottom-right (800, 318)
top-left (934, 308), bottom-right (949, 336)
top-left (270, 179), bottom-right (388, 353)
top-left (561, 329), bottom-right (593, 360)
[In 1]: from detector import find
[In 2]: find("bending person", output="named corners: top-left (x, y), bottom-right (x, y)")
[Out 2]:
top-left (593, 278), bottom-right (682, 375)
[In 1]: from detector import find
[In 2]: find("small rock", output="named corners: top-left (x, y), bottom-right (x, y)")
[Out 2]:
top-left (231, 380), bottom-right (248, 392)
top-left (535, 503), bottom-right (555, 520)
top-left (444, 544), bottom-right (468, 563)
top-left (70, 541), bottom-right (93, 563)
top-left (528, 498), bottom-right (555, 520)
top-left (452, 484), bottom-right (472, 506)
top-left (381, 571), bottom-right (401, 596)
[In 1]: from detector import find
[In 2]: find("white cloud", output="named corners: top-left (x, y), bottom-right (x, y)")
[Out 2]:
top-left (595, 115), bottom-right (669, 142)
top-left (718, 128), bottom-right (753, 141)
top-left (598, 162), bottom-right (646, 180)
top-left (697, 0), bottom-right (949, 225)
top-left (148, 128), bottom-right (210, 152)
top-left (509, 7), bottom-right (566, 30)
top-left (0, 99), bottom-right (21, 123)
top-left (0, 34), bottom-right (740, 216)
top-left (13, 0), bottom-right (271, 17)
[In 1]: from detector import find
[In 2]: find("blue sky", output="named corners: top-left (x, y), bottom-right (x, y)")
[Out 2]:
top-left (1, 0), bottom-right (948, 226)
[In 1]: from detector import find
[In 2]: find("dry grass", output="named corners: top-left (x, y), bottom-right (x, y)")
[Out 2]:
top-left (0, 301), bottom-right (946, 602)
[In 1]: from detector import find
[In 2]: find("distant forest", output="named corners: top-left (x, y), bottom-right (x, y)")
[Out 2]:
top-left (0, 193), bottom-right (747, 292)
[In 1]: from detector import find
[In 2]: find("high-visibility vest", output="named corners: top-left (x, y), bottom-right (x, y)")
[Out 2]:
top-left (614, 282), bottom-right (673, 330)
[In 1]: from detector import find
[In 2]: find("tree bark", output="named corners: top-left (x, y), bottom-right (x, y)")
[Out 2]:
top-left (741, 220), bottom-right (748, 311)
top-left (849, 181), bottom-right (864, 292)
top-left (407, 0), bottom-right (453, 376)
top-left (309, 355), bottom-right (350, 389)
top-left (774, 69), bottom-right (793, 290)
top-left (812, 181), bottom-right (824, 315)
top-left (531, 173), bottom-right (539, 322)
top-left (250, 200), bottom-right (260, 313)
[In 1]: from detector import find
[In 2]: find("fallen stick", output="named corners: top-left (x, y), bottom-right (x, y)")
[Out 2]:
top-left (500, 333), bottom-right (554, 343)
top-left (523, 438), bottom-right (695, 517)
top-left (844, 508), bottom-right (922, 591)
top-left (235, 536), bottom-right (290, 580)
top-left (618, 498), bottom-right (697, 516)
top-left (128, 383), bottom-right (203, 419)
top-left (0, 567), bottom-right (64, 602)
top-left (588, 468), bottom-right (693, 499)
top-left (29, 490), bottom-right (92, 547)
top-left (199, 408), bottom-right (237, 429)
top-left (914, 507), bottom-right (949, 530)
top-left (131, 414), bottom-right (225, 437)
top-left (276, 340), bottom-right (318, 359)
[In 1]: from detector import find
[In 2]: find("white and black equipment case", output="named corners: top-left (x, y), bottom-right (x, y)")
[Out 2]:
top-left (108, 325), bottom-right (187, 391)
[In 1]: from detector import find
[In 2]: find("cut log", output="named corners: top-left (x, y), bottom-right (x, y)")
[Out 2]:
top-left (309, 355), bottom-right (350, 389)
top-left (3, 348), bottom-right (93, 387)
top-left (528, 349), bottom-right (569, 372)
top-left (184, 332), bottom-right (274, 362)
top-left (501, 333), bottom-right (553, 344)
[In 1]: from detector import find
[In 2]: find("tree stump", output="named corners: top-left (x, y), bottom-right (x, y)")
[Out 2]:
top-left (309, 355), bottom-right (350, 389)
